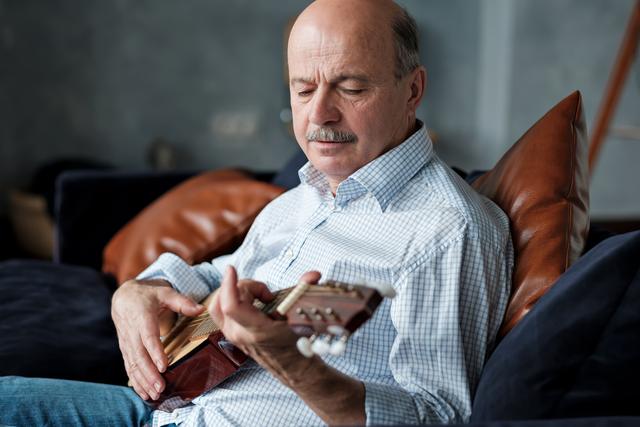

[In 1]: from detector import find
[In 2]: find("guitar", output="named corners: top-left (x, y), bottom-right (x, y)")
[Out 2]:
top-left (150, 280), bottom-right (394, 411)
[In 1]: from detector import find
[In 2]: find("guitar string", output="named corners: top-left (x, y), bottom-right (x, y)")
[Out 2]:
top-left (165, 284), bottom-right (372, 365)
top-left (179, 285), bottom-right (361, 340)
top-left (189, 289), bottom-right (292, 339)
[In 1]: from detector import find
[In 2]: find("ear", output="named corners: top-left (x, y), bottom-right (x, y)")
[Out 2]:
top-left (406, 66), bottom-right (426, 114)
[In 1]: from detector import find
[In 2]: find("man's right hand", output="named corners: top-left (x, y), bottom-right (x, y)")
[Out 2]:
top-left (111, 279), bottom-right (205, 401)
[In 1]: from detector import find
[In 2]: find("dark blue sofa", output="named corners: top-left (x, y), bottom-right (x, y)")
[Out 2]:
top-left (1, 154), bottom-right (639, 426)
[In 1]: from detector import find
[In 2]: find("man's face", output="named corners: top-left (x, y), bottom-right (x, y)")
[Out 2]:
top-left (288, 21), bottom-right (413, 190)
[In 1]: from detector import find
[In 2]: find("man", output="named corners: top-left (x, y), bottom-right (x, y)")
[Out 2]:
top-left (0, 0), bottom-right (513, 425)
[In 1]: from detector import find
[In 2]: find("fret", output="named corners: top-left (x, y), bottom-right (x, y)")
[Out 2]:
top-left (187, 289), bottom-right (292, 341)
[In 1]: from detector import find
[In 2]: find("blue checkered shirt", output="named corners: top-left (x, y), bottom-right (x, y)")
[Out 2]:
top-left (138, 123), bottom-right (513, 426)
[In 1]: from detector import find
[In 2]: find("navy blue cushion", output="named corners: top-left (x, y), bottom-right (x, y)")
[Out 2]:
top-left (471, 231), bottom-right (640, 421)
top-left (0, 260), bottom-right (126, 385)
top-left (271, 149), bottom-right (307, 190)
top-left (445, 417), bottom-right (640, 427)
top-left (55, 170), bottom-right (196, 269)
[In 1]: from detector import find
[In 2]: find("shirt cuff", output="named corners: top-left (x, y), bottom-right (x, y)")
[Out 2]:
top-left (363, 381), bottom-right (420, 425)
top-left (364, 381), bottom-right (457, 425)
top-left (136, 252), bottom-right (213, 303)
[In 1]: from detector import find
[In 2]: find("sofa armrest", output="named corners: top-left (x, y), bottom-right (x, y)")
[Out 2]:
top-left (53, 170), bottom-right (197, 270)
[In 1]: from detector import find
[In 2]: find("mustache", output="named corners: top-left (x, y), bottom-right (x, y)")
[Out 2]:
top-left (306, 127), bottom-right (357, 143)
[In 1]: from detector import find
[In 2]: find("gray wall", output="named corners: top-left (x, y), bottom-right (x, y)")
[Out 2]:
top-left (506, 0), bottom-right (640, 218)
top-left (0, 0), bottom-right (638, 218)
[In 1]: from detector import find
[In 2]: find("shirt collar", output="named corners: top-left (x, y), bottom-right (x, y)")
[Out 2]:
top-left (298, 121), bottom-right (433, 211)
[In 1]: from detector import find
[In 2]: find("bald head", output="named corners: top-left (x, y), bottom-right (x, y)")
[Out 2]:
top-left (287, 0), bottom-right (426, 192)
top-left (289, 0), bottom-right (420, 80)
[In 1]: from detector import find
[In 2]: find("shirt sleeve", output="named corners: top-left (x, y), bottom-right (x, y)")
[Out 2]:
top-left (134, 187), bottom-right (299, 303)
top-left (136, 253), bottom-right (226, 303)
top-left (364, 229), bottom-right (512, 425)
top-left (134, 195), bottom-right (275, 302)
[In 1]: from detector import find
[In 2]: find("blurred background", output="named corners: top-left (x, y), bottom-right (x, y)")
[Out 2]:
top-left (0, 0), bottom-right (638, 259)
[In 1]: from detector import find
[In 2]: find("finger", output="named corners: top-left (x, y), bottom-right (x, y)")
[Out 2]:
top-left (299, 270), bottom-right (321, 285)
top-left (129, 365), bottom-right (152, 400)
top-left (208, 289), bottom-right (225, 328)
top-left (118, 337), bottom-right (150, 400)
top-left (220, 265), bottom-right (240, 310)
top-left (115, 324), bottom-right (138, 383)
top-left (129, 344), bottom-right (162, 400)
top-left (123, 353), bottom-right (150, 401)
top-left (117, 335), bottom-right (134, 383)
top-left (158, 309), bottom-right (177, 336)
top-left (120, 341), bottom-right (153, 401)
top-left (220, 266), bottom-right (268, 325)
top-left (237, 279), bottom-right (274, 303)
top-left (222, 264), bottom-right (239, 298)
top-left (157, 287), bottom-right (205, 317)
top-left (129, 374), bottom-right (149, 401)
top-left (126, 329), bottom-right (164, 399)
top-left (114, 309), bottom-right (162, 398)
top-left (138, 314), bottom-right (169, 373)
top-left (121, 308), bottom-right (164, 375)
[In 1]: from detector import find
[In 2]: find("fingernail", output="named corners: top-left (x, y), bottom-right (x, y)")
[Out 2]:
top-left (156, 361), bottom-right (165, 372)
top-left (154, 382), bottom-right (162, 392)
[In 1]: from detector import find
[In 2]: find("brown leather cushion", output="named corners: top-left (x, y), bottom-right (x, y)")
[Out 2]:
top-left (103, 170), bottom-right (285, 284)
top-left (472, 91), bottom-right (590, 335)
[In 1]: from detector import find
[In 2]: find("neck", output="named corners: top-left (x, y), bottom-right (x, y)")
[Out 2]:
top-left (325, 119), bottom-right (421, 195)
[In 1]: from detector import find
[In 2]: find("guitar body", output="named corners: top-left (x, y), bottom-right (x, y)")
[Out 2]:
top-left (156, 330), bottom-right (247, 411)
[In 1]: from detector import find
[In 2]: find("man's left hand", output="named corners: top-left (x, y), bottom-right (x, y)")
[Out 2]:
top-left (209, 265), bottom-right (365, 425)
top-left (208, 266), bottom-right (322, 387)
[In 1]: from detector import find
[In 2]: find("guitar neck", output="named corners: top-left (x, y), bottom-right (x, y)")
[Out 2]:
top-left (169, 288), bottom-right (293, 342)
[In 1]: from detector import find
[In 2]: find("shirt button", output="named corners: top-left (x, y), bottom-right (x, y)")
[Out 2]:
top-left (286, 248), bottom-right (294, 259)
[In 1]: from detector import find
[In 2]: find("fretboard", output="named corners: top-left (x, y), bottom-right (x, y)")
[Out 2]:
top-left (188, 288), bottom-right (292, 340)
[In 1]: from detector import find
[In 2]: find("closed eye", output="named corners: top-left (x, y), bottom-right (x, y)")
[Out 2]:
top-left (341, 88), bottom-right (365, 95)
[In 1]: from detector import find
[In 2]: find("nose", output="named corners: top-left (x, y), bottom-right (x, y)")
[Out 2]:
top-left (308, 87), bottom-right (340, 126)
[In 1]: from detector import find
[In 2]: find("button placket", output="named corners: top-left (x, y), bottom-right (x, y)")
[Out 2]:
top-left (276, 203), bottom-right (332, 283)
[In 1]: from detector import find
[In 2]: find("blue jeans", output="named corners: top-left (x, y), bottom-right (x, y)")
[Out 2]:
top-left (0, 376), bottom-right (154, 427)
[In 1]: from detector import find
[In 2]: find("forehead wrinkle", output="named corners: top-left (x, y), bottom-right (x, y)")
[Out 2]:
top-left (290, 32), bottom-right (344, 62)
top-left (289, 48), bottom-right (370, 86)
top-left (289, 41), bottom-right (389, 84)
top-left (290, 74), bottom-right (371, 86)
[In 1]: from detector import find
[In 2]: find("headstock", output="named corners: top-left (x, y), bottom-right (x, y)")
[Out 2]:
top-left (276, 280), bottom-right (395, 358)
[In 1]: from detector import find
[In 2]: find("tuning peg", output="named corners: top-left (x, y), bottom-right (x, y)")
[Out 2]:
top-left (324, 307), bottom-right (337, 319)
top-left (311, 335), bottom-right (331, 356)
top-left (327, 325), bottom-right (346, 336)
top-left (296, 336), bottom-right (314, 358)
top-left (329, 335), bottom-right (348, 356)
